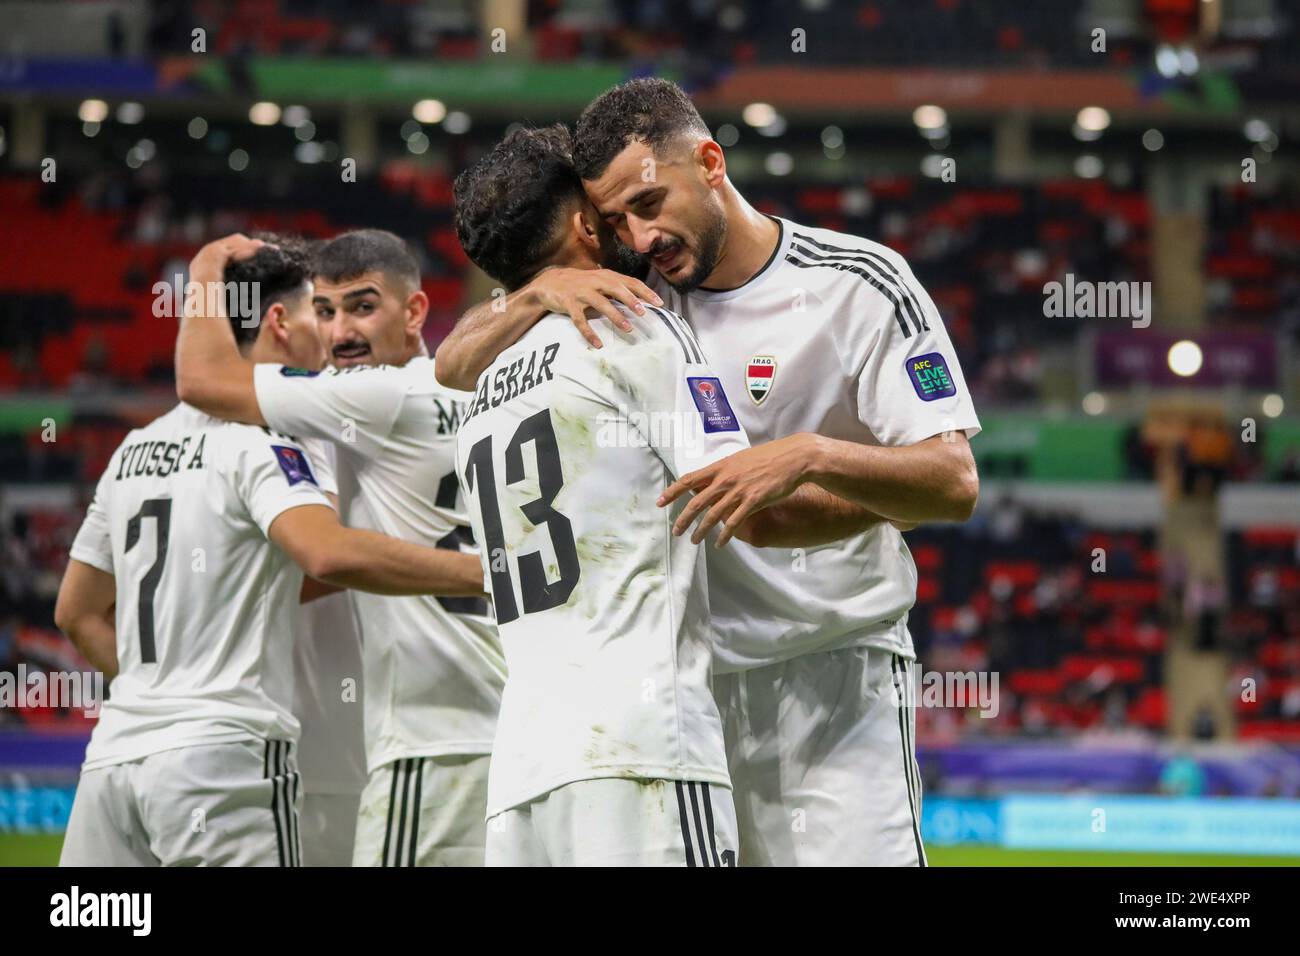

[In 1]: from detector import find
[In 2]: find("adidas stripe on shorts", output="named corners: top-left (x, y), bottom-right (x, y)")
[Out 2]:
top-left (352, 753), bottom-right (490, 867)
top-left (485, 777), bottom-right (738, 867)
top-left (60, 738), bottom-right (302, 867)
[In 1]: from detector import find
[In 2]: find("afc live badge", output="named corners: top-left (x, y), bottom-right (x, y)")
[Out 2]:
top-left (746, 355), bottom-right (776, 405)
top-left (905, 352), bottom-right (957, 401)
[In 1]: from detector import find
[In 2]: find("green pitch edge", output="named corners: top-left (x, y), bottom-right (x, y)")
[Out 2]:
top-left (0, 399), bottom-right (71, 435)
top-left (195, 58), bottom-right (673, 107)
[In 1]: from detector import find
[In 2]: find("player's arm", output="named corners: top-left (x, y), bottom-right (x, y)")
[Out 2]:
top-left (665, 255), bottom-right (979, 543)
top-left (297, 487), bottom-right (344, 603)
top-left (434, 267), bottom-right (662, 390)
top-left (54, 560), bottom-right (119, 681)
top-left (728, 483), bottom-right (902, 549)
top-left (269, 504), bottom-right (485, 597)
top-left (803, 431), bottom-right (977, 521)
top-left (174, 233), bottom-right (266, 425)
top-left (662, 430), bottom-right (976, 545)
top-left (300, 577), bottom-right (344, 603)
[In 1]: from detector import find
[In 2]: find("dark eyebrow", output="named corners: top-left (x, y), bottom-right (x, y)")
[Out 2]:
top-left (341, 287), bottom-right (382, 302)
top-left (311, 295), bottom-right (334, 306)
top-left (600, 187), bottom-right (661, 219)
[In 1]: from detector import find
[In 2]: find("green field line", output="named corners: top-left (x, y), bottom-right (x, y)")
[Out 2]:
top-left (3, 834), bottom-right (1298, 868)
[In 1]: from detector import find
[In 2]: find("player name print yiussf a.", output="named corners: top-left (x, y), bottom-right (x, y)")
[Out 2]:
top-left (746, 355), bottom-right (776, 405)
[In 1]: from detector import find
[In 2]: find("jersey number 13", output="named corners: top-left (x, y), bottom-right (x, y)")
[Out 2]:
top-left (462, 409), bottom-right (579, 625)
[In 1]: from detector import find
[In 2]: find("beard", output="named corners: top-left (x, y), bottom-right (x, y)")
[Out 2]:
top-left (661, 201), bottom-right (726, 294)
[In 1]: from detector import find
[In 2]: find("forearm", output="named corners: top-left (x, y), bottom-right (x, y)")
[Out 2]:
top-left (54, 560), bottom-right (119, 679)
top-left (314, 528), bottom-right (486, 597)
top-left (65, 614), bottom-right (118, 681)
top-left (174, 264), bottom-right (263, 423)
top-left (300, 577), bottom-right (344, 603)
top-left (805, 433), bottom-right (979, 523)
top-left (742, 484), bottom-right (887, 548)
top-left (434, 288), bottom-right (547, 391)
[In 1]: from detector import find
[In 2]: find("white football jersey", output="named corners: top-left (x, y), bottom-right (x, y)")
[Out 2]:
top-left (652, 217), bottom-right (982, 672)
top-left (456, 305), bottom-right (748, 816)
top-left (291, 444), bottom-right (368, 796)
top-left (254, 357), bottom-right (505, 772)
top-left (69, 403), bottom-right (334, 771)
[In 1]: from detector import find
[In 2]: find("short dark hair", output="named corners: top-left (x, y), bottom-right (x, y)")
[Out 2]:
top-left (573, 78), bottom-right (711, 181)
top-left (222, 233), bottom-right (313, 349)
top-left (313, 229), bottom-right (421, 291)
top-left (453, 123), bottom-right (584, 291)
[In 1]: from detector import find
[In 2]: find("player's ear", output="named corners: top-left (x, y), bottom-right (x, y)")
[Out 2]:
top-left (265, 302), bottom-right (291, 346)
top-left (405, 287), bottom-right (429, 336)
top-left (698, 140), bottom-right (726, 188)
top-left (573, 206), bottom-right (600, 252)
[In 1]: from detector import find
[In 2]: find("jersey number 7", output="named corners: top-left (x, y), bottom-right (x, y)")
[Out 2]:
top-left (462, 409), bottom-right (580, 625)
top-left (124, 497), bottom-right (171, 664)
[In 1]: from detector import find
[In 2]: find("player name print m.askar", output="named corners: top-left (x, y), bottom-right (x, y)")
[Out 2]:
top-left (463, 341), bottom-right (560, 422)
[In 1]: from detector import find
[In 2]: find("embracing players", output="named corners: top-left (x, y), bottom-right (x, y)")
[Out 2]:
top-left (437, 79), bottom-right (981, 866)
top-left (451, 125), bottom-right (746, 865)
top-left (55, 238), bottom-right (484, 866)
top-left (174, 230), bottom-right (505, 866)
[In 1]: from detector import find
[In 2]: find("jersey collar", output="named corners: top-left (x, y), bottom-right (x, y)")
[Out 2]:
top-left (691, 216), bottom-right (789, 303)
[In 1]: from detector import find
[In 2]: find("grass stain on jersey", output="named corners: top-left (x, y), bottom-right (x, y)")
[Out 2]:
top-left (548, 403), bottom-right (594, 459)
top-left (633, 777), bottom-right (668, 814)
top-left (573, 533), bottom-right (638, 620)
top-left (612, 567), bottom-right (665, 607)
top-left (583, 724), bottom-right (643, 769)
top-left (574, 533), bottom-right (631, 566)
top-left (596, 356), bottom-right (615, 384)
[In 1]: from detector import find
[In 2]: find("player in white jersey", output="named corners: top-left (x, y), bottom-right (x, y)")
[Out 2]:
top-left (175, 230), bottom-right (505, 866)
top-left (291, 268), bottom-right (407, 868)
top-left (292, 439), bottom-right (367, 867)
top-left (54, 240), bottom-right (486, 867)
top-left (435, 80), bottom-right (982, 866)
top-left (452, 125), bottom-right (746, 866)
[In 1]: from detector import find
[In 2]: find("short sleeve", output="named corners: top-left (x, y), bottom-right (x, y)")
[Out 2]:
top-left (228, 430), bottom-right (333, 536)
top-left (617, 306), bottom-right (751, 478)
top-left (69, 470), bottom-right (114, 574)
top-left (851, 255), bottom-right (981, 447)
top-left (302, 437), bottom-right (339, 499)
top-left (253, 363), bottom-right (407, 456)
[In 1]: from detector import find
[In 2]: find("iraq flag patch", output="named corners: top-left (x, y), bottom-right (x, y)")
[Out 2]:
top-left (746, 356), bottom-right (776, 405)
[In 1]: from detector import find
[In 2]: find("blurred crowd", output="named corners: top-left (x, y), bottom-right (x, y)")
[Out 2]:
top-left (130, 0), bottom-right (1298, 80)
top-left (909, 499), bottom-right (1300, 745)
